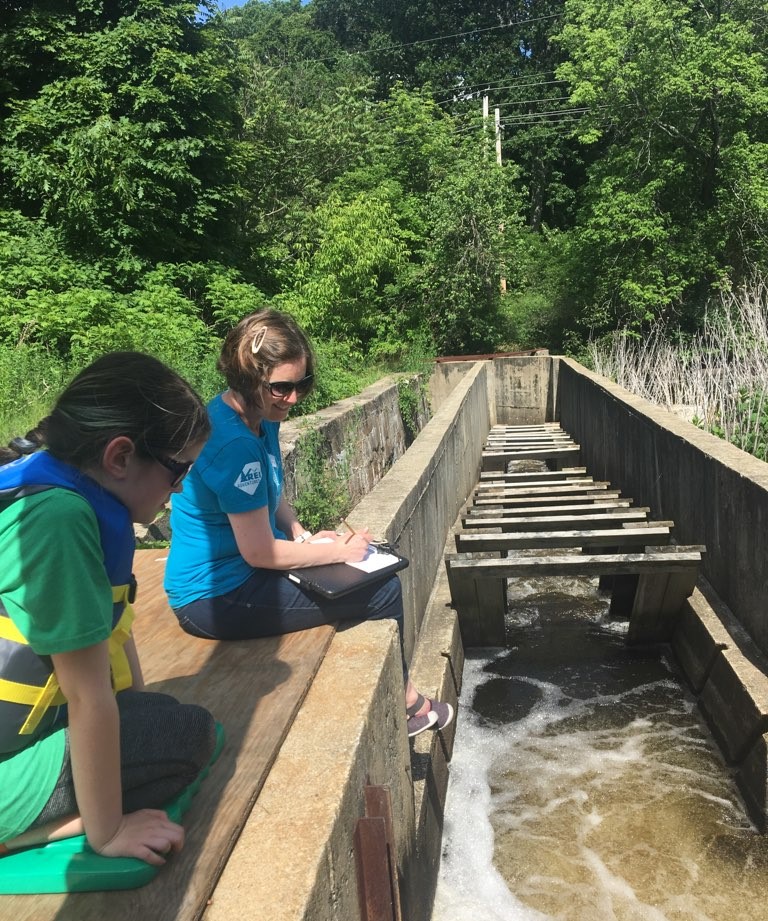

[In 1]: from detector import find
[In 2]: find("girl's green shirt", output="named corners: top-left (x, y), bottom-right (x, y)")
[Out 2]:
top-left (0, 488), bottom-right (114, 840)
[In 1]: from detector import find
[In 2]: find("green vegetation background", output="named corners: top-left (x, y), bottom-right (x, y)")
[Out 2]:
top-left (1, 0), bottom-right (767, 437)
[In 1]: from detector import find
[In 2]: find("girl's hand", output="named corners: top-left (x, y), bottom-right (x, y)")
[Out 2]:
top-left (95, 809), bottom-right (185, 866)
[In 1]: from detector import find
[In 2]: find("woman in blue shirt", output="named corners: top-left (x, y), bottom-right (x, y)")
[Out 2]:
top-left (165, 309), bottom-right (452, 738)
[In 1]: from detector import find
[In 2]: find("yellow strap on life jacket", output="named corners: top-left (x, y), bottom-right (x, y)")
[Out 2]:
top-left (18, 672), bottom-right (67, 735)
top-left (108, 593), bottom-right (136, 694)
top-left (1, 582), bottom-right (136, 736)
top-left (0, 615), bottom-right (27, 645)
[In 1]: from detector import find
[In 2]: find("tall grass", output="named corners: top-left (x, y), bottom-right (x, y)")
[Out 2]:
top-left (0, 343), bottom-right (71, 444)
top-left (588, 277), bottom-right (768, 461)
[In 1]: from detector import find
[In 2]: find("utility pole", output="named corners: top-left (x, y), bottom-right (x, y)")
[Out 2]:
top-left (495, 106), bottom-right (502, 166)
top-left (494, 106), bottom-right (506, 293)
top-left (482, 96), bottom-right (507, 294)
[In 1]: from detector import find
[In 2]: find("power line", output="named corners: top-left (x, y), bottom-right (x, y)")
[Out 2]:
top-left (452, 106), bottom-right (609, 136)
top-left (434, 77), bottom-right (569, 106)
top-left (242, 12), bottom-right (564, 69)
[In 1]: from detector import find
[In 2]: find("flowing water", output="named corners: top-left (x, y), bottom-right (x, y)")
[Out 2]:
top-left (432, 572), bottom-right (768, 921)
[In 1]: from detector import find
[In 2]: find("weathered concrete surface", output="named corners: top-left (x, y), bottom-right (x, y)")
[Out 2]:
top-left (738, 733), bottom-right (768, 831)
top-left (671, 583), bottom-right (768, 831)
top-left (671, 582), bottom-right (732, 694)
top-left (406, 529), bottom-right (465, 917)
top-left (699, 648), bottom-right (768, 763)
top-left (494, 355), bottom-right (558, 425)
top-left (204, 621), bottom-right (411, 921)
top-left (349, 362), bottom-right (491, 662)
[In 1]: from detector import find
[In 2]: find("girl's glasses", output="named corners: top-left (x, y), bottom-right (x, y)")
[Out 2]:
top-left (149, 453), bottom-right (194, 487)
top-left (264, 374), bottom-right (314, 399)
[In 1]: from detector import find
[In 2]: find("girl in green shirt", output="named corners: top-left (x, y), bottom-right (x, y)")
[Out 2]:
top-left (0, 352), bottom-right (215, 866)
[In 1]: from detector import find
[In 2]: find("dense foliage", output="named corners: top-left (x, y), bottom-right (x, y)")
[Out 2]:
top-left (1, 0), bottom-right (767, 431)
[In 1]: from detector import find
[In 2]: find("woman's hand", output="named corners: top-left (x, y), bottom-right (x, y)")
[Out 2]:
top-left (95, 809), bottom-right (185, 866)
top-left (329, 529), bottom-right (372, 562)
top-left (312, 529), bottom-right (341, 542)
top-left (231, 505), bottom-right (376, 569)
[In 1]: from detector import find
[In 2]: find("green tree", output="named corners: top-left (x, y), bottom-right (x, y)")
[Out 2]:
top-left (0, 0), bottom-right (243, 262)
top-left (554, 0), bottom-right (768, 333)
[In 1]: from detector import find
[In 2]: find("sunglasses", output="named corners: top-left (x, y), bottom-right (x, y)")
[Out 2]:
top-left (263, 374), bottom-right (314, 399)
top-left (148, 452), bottom-right (194, 487)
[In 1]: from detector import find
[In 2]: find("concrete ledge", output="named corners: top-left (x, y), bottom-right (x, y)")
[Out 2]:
top-left (698, 648), bottom-right (768, 764)
top-left (205, 621), bottom-right (412, 921)
top-left (737, 733), bottom-right (768, 832)
top-left (671, 578), bottom-right (768, 828)
top-left (671, 584), bottom-right (732, 693)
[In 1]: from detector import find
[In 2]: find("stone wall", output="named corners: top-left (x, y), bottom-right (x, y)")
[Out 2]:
top-left (280, 374), bottom-right (431, 512)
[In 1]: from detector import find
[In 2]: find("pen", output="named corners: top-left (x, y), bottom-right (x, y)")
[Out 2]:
top-left (342, 518), bottom-right (356, 544)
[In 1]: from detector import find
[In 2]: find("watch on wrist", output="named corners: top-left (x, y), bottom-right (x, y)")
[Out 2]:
top-left (294, 530), bottom-right (313, 543)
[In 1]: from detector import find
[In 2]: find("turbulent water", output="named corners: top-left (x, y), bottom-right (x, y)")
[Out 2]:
top-left (432, 574), bottom-right (768, 921)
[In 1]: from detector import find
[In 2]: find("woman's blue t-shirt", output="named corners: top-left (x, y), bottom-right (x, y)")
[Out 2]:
top-left (164, 394), bottom-right (285, 608)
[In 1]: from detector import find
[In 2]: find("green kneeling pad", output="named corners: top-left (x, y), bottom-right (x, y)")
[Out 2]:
top-left (0, 721), bottom-right (225, 895)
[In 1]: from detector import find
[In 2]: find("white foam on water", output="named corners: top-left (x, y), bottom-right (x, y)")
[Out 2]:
top-left (432, 619), bottom-right (768, 921)
top-left (432, 652), bottom-right (551, 921)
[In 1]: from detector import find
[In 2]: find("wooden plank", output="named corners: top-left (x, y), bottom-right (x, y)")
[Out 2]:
top-left (475, 477), bottom-right (593, 491)
top-left (466, 500), bottom-right (633, 517)
top-left (484, 438), bottom-right (573, 447)
top-left (478, 468), bottom-right (588, 483)
top-left (628, 570), bottom-right (698, 644)
top-left (455, 526), bottom-right (671, 553)
top-left (482, 446), bottom-right (581, 461)
top-left (473, 483), bottom-right (608, 499)
top-left (445, 554), bottom-right (506, 646)
top-left (4, 550), bottom-right (335, 921)
top-left (482, 445), bottom-right (580, 472)
top-left (473, 491), bottom-right (621, 508)
top-left (490, 423), bottom-right (564, 430)
top-left (445, 550), bottom-right (702, 580)
top-left (461, 510), bottom-right (651, 531)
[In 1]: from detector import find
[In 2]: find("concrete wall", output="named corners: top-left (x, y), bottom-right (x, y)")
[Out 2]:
top-left (428, 361), bottom-right (474, 411)
top-left (555, 357), bottom-right (768, 656)
top-left (494, 355), bottom-right (558, 425)
top-left (349, 362), bottom-right (491, 662)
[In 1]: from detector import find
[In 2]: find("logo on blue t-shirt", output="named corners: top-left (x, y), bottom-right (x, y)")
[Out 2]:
top-left (235, 461), bottom-right (262, 495)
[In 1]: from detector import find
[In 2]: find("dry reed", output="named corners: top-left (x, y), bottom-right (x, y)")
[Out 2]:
top-left (588, 276), bottom-right (768, 460)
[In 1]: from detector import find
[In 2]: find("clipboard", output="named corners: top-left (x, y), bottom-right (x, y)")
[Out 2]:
top-left (285, 544), bottom-right (409, 599)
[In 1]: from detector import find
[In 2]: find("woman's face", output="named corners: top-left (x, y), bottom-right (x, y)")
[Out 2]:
top-left (257, 358), bottom-right (309, 424)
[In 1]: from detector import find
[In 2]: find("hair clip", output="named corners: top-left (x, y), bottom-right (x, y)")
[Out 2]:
top-left (251, 327), bottom-right (268, 355)
top-left (10, 437), bottom-right (37, 455)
